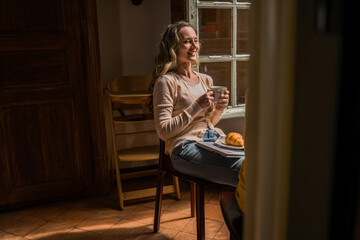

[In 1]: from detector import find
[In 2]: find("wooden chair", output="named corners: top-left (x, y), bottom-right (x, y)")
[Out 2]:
top-left (219, 191), bottom-right (244, 240)
top-left (105, 75), bottom-right (181, 209)
top-left (153, 139), bottom-right (235, 240)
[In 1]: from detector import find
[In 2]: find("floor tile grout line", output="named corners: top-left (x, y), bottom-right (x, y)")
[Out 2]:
top-left (31, 205), bottom-right (72, 222)
top-left (24, 206), bottom-right (100, 239)
top-left (77, 212), bottom-right (124, 233)
top-left (0, 178), bottom-right (228, 240)
top-left (1, 214), bottom-right (50, 238)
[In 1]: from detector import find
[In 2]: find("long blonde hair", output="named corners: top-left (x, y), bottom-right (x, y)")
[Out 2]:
top-left (148, 21), bottom-right (199, 112)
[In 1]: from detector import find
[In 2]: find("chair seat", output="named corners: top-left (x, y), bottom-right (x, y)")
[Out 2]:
top-left (219, 191), bottom-right (244, 240)
top-left (172, 168), bottom-right (235, 191)
top-left (159, 154), bottom-right (236, 190)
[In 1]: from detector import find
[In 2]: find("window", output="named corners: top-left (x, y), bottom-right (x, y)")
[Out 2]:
top-left (187, 0), bottom-right (250, 118)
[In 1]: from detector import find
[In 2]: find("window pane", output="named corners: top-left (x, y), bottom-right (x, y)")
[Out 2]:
top-left (237, 9), bottom-right (250, 54)
top-left (236, 61), bottom-right (249, 104)
top-left (199, 62), bottom-right (232, 104)
top-left (237, 0), bottom-right (251, 2)
top-left (199, 8), bottom-right (232, 56)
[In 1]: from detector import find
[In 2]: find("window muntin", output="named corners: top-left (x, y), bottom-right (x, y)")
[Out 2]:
top-left (188, 0), bottom-right (250, 111)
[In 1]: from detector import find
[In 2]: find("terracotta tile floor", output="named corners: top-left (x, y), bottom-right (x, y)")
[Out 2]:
top-left (0, 175), bottom-right (231, 240)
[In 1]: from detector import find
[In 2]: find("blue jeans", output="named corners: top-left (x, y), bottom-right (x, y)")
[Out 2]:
top-left (171, 129), bottom-right (245, 187)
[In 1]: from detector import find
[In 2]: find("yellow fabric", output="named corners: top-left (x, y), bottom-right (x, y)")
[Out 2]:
top-left (235, 159), bottom-right (246, 213)
top-left (235, 88), bottom-right (248, 213)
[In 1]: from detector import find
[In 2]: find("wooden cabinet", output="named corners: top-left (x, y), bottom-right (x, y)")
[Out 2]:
top-left (0, 0), bottom-right (107, 209)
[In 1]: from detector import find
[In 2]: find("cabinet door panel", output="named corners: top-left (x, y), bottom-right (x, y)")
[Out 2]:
top-left (0, 50), bottom-right (69, 91)
top-left (0, 0), bottom-right (104, 209)
top-left (0, 0), bottom-right (65, 33)
top-left (3, 102), bottom-right (76, 186)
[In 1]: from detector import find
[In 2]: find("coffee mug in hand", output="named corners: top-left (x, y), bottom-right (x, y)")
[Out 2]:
top-left (210, 86), bottom-right (227, 103)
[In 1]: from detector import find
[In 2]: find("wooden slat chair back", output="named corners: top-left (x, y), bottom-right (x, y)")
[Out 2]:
top-left (105, 75), bottom-right (180, 209)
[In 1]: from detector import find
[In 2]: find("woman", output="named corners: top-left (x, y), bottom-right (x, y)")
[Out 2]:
top-left (149, 21), bottom-right (244, 187)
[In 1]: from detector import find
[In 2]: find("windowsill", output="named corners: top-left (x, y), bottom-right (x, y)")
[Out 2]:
top-left (221, 105), bottom-right (246, 119)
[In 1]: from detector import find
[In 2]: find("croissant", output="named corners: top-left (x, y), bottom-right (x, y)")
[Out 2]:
top-left (225, 132), bottom-right (244, 147)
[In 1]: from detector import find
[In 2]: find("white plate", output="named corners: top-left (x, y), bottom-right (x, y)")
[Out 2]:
top-left (214, 139), bottom-right (244, 150)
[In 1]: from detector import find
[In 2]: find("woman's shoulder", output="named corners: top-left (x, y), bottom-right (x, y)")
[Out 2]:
top-left (155, 72), bottom-right (179, 89)
top-left (157, 72), bottom-right (178, 82)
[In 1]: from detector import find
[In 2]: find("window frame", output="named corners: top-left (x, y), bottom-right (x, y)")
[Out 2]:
top-left (187, 0), bottom-right (250, 119)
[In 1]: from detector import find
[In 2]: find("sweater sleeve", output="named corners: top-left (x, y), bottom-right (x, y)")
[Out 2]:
top-left (210, 108), bottom-right (224, 126)
top-left (153, 75), bottom-right (203, 141)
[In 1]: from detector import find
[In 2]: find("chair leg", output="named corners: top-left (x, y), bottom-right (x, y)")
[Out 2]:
top-left (196, 183), bottom-right (205, 240)
top-left (153, 170), bottom-right (165, 233)
top-left (190, 182), bottom-right (196, 217)
top-left (114, 156), bottom-right (124, 210)
top-left (172, 175), bottom-right (181, 200)
top-left (110, 152), bottom-right (116, 186)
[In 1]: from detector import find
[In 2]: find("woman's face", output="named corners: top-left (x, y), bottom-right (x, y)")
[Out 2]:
top-left (177, 27), bottom-right (200, 64)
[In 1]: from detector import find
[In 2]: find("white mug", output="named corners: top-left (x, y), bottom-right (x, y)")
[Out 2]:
top-left (210, 86), bottom-right (227, 103)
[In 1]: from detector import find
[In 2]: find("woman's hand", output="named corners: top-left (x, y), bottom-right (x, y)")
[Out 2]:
top-left (215, 90), bottom-right (230, 111)
top-left (196, 91), bottom-right (214, 109)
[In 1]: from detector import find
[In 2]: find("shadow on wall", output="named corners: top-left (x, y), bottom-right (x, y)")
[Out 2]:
top-left (96, 0), bottom-right (171, 170)
top-left (217, 117), bottom-right (245, 136)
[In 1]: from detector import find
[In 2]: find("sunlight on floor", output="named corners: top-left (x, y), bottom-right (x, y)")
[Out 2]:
top-left (0, 176), bottom-right (231, 240)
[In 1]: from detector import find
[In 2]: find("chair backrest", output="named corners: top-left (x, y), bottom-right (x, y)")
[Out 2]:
top-left (105, 74), bottom-right (153, 114)
top-left (107, 75), bottom-right (152, 93)
top-left (159, 139), bottom-right (173, 171)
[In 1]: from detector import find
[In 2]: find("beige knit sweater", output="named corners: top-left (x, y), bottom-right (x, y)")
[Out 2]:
top-left (153, 71), bottom-right (225, 155)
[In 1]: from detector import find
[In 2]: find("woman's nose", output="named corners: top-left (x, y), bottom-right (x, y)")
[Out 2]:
top-left (191, 40), bottom-right (198, 48)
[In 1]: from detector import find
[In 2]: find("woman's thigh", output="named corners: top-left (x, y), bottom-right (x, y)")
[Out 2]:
top-left (171, 141), bottom-right (244, 187)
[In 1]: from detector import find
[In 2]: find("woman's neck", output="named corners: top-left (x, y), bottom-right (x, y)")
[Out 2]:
top-left (175, 64), bottom-right (198, 84)
top-left (175, 63), bottom-right (193, 78)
